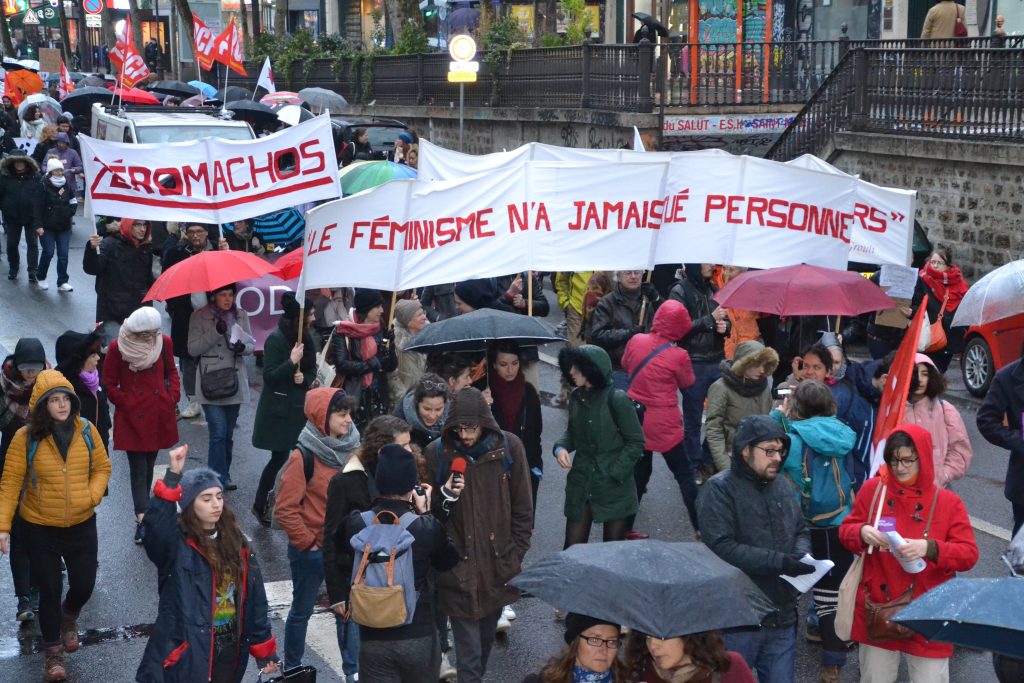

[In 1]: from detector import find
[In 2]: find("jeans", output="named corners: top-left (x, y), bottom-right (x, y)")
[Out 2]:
top-left (36, 228), bottom-right (71, 285)
top-left (202, 403), bottom-right (240, 486)
top-left (180, 355), bottom-right (198, 398)
top-left (858, 643), bottom-right (949, 683)
top-left (5, 220), bottom-right (38, 277)
top-left (449, 609), bottom-right (502, 683)
top-left (23, 516), bottom-right (98, 645)
top-left (681, 360), bottom-right (722, 470)
top-left (126, 451), bottom-right (158, 516)
top-left (630, 442), bottom-right (699, 531)
top-left (724, 624), bottom-right (797, 683)
top-left (284, 544), bottom-right (359, 676)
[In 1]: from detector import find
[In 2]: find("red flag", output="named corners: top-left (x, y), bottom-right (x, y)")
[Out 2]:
top-left (58, 61), bottom-right (75, 99)
top-left (193, 15), bottom-right (215, 72)
top-left (870, 299), bottom-right (929, 475)
top-left (212, 18), bottom-right (248, 77)
top-left (109, 16), bottom-right (151, 88)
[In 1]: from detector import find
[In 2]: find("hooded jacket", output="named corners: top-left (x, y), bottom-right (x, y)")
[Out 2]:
top-left (669, 265), bottom-right (729, 363)
top-left (705, 341), bottom-right (779, 471)
top-left (137, 472), bottom-right (277, 683)
top-left (103, 333), bottom-right (180, 452)
top-left (903, 356), bottom-right (972, 487)
top-left (424, 388), bottom-right (533, 620)
top-left (83, 219), bottom-right (156, 325)
top-left (779, 415), bottom-right (857, 527)
top-left (588, 283), bottom-right (659, 368)
top-left (0, 370), bottom-right (111, 532)
top-left (622, 300), bottom-right (696, 453)
top-left (0, 337), bottom-right (46, 437)
top-left (839, 424), bottom-right (979, 658)
top-left (556, 345), bottom-right (646, 522)
top-left (55, 330), bottom-right (111, 449)
top-left (977, 358), bottom-right (1024, 504)
top-left (697, 415), bottom-right (810, 628)
top-left (323, 451), bottom-right (380, 605)
top-left (555, 271), bottom-right (594, 314)
top-left (35, 171), bottom-right (77, 233)
top-left (0, 154), bottom-right (42, 222)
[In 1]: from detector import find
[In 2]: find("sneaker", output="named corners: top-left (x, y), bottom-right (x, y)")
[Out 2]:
top-left (439, 652), bottom-right (457, 680)
top-left (502, 605), bottom-right (516, 621)
top-left (37, 281), bottom-right (49, 290)
top-left (554, 608), bottom-right (567, 621)
top-left (496, 614), bottom-right (511, 634)
top-left (58, 283), bottom-right (73, 292)
top-left (134, 521), bottom-right (145, 545)
top-left (625, 530), bottom-right (650, 540)
top-left (16, 596), bottom-right (34, 622)
top-left (179, 399), bottom-right (201, 419)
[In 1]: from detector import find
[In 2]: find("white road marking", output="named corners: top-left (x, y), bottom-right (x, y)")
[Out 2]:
top-left (970, 515), bottom-right (1012, 542)
top-left (263, 579), bottom-right (345, 678)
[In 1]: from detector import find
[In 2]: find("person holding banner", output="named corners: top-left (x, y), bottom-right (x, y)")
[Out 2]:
top-left (589, 270), bottom-right (660, 382)
top-left (332, 288), bottom-right (397, 431)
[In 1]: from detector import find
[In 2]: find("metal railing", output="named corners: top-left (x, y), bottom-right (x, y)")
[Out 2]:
top-left (766, 45), bottom-right (1024, 161)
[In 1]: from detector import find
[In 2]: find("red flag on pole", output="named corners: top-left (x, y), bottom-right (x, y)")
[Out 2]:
top-left (212, 18), bottom-right (248, 77)
top-left (109, 16), bottom-right (151, 88)
top-left (870, 299), bottom-right (930, 475)
top-left (193, 15), bottom-right (215, 72)
top-left (58, 61), bottom-right (75, 98)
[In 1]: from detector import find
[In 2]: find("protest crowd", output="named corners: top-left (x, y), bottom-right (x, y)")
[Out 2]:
top-left (0, 40), bottom-right (1024, 683)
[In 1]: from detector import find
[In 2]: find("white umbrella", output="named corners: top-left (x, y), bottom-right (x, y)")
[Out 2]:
top-left (951, 260), bottom-right (1024, 328)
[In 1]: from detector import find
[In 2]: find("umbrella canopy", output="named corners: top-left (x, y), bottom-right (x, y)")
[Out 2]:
top-left (149, 80), bottom-right (201, 98)
top-left (180, 95), bottom-right (208, 108)
top-left (189, 80), bottom-right (218, 98)
top-left (4, 70), bottom-right (44, 105)
top-left (226, 100), bottom-right (279, 125)
top-left (59, 86), bottom-right (115, 115)
top-left (892, 577), bottom-right (1024, 659)
top-left (261, 91), bottom-right (303, 106)
top-left (339, 160), bottom-right (417, 197)
top-left (298, 87), bottom-right (347, 113)
top-left (143, 251), bottom-right (280, 302)
top-left (633, 11), bottom-right (670, 37)
top-left (112, 87), bottom-right (160, 105)
top-left (79, 75), bottom-right (108, 88)
top-left (274, 104), bottom-right (315, 127)
top-left (215, 86), bottom-right (253, 104)
top-left (273, 247), bottom-right (303, 280)
top-left (950, 260), bottom-right (1024, 328)
top-left (510, 541), bottom-right (772, 639)
top-left (18, 93), bottom-right (62, 123)
top-left (447, 7), bottom-right (480, 31)
top-left (713, 263), bottom-right (895, 317)
top-left (251, 209), bottom-right (306, 248)
top-left (404, 308), bottom-right (560, 353)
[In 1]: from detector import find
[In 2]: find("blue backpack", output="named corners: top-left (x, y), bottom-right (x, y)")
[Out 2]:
top-left (796, 442), bottom-right (855, 528)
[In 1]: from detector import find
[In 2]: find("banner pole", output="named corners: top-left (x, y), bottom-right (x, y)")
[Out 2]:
top-left (386, 290), bottom-right (399, 331)
top-left (458, 83), bottom-right (464, 152)
top-left (835, 315), bottom-right (842, 334)
top-left (638, 269), bottom-right (653, 327)
top-left (527, 271), bottom-right (533, 317)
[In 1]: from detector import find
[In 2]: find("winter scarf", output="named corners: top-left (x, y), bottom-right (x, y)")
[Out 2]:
top-left (651, 660), bottom-right (705, 683)
top-left (452, 430), bottom-right (499, 461)
top-left (919, 264), bottom-right (969, 312)
top-left (79, 369), bottom-right (100, 396)
top-left (336, 319), bottom-right (380, 387)
top-left (117, 326), bottom-right (163, 372)
top-left (51, 417), bottom-right (75, 461)
top-left (488, 366), bottom-right (525, 431)
top-left (297, 420), bottom-right (360, 469)
top-left (401, 391), bottom-right (447, 441)
top-left (0, 362), bottom-right (32, 422)
top-left (212, 304), bottom-right (237, 332)
top-left (718, 360), bottom-right (769, 398)
top-left (571, 665), bottom-right (613, 683)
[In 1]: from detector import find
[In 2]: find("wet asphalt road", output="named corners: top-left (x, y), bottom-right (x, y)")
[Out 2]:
top-left (0, 221), bottom-right (1016, 682)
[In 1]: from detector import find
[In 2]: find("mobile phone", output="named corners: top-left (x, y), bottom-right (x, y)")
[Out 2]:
top-left (414, 485), bottom-right (426, 497)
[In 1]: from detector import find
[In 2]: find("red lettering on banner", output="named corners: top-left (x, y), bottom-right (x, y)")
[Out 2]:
top-left (705, 195), bottom-right (727, 222)
top-left (411, 220), bottom-right (435, 249)
top-left (534, 203), bottom-right (551, 231)
top-left (623, 202), bottom-right (641, 229)
top-left (128, 166), bottom-right (152, 193)
top-left (746, 196), bottom-right (768, 225)
top-left (476, 208), bottom-right (494, 238)
top-left (274, 149), bottom-right (300, 179)
top-left (853, 203), bottom-right (887, 233)
top-left (309, 222), bottom-right (338, 254)
top-left (212, 160), bottom-right (231, 195)
top-left (649, 199), bottom-right (665, 227)
top-left (704, 195), bottom-right (852, 245)
top-left (437, 218), bottom-right (457, 245)
top-left (666, 191), bottom-right (689, 223)
top-left (767, 198), bottom-right (787, 227)
top-left (299, 140), bottom-right (326, 175)
top-left (369, 216), bottom-right (390, 250)
top-left (183, 163), bottom-right (211, 196)
top-left (154, 168), bottom-right (184, 195)
top-left (508, 203), bottom-right (528, 232)
top-left (726, 196), bottom-right (743, 224)
top-left (250, 152), bottom-right (277, 187)
top-left (226, 157), bottom-right (250, 191)
top-left (349, 221), bottom-right (368, 249)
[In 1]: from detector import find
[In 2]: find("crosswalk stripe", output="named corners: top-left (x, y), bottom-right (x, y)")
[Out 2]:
top-left (969, 515), bottom-right (1012, 542)
top-left (263, 580), bottom-right (345, 678)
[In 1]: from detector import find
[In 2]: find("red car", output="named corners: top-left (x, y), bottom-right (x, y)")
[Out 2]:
top-left (961, 312), bottom-right (1024, 396)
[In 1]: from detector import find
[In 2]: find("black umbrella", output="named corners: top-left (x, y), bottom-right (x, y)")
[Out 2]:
top-left (633, 12), bottom-right (669, 38)
top-left (59, 87), bottom-right (115, 115)
top-left (404, 308), bottom-right (561, 353)
top-left (215, 86), bottom-right (253, 104)
top-left (510, 541), bottom-right (772, 639)
top-left (226, 100), bottom-right (278, 125)
top-left (149, 80), bottom-right (201, 98)
top-left (79, 75), bottom-right (107, 88)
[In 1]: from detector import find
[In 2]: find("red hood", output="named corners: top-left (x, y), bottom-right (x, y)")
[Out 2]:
top-left (304, 387), bottom-right (340, 435)
top-left (650, 299), bottom-right (693, 342)
top-left (119, 218), bottom-right (152, 247)
top-left (880, 423), bottom-right (936, 493)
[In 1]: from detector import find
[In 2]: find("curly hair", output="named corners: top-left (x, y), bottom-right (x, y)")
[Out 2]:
top-left (354, 414), bottom-right (411, 470)
top-left (27, 390), bottom-right (79, 442)
top-left (535, 638), bottom-right (629, 683)
top-left (623, 631), bottom-right (732, 680)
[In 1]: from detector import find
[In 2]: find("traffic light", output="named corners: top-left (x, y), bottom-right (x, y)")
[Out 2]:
top-left (421, 0), bottom-right (437, 18)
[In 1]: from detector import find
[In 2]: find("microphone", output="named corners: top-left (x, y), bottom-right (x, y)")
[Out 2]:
top-left (450, 457), bottom-right (467, 485)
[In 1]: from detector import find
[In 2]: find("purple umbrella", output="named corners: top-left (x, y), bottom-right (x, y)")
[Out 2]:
top-left (447, 7), bottom-right (480, 32)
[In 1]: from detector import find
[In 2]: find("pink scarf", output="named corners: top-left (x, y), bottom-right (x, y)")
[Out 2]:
top-left (117, 328), bottom-right (163, 372)
top-left (336, 320), bottom-right (380, 387)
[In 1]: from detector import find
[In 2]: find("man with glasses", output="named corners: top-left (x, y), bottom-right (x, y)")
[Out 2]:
top-left (697, 415), bottom-right (812, 683)
top-left (84, 218), bottom-right (158, 346)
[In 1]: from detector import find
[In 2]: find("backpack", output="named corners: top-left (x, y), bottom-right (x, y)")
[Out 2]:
top-left (267, 445), bottom-right (315, 529)
top-left (432, 432), bottom-right (513, 488)
top-left (795, 441), bottom-right (854, 527)
top-left (348, 509), bottom-right (419, 628)
top-left (24, 417), bottom-right (95, 495)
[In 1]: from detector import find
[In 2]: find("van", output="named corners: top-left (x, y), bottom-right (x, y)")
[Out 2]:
top-left (90, 104), bottom-right (255, 144)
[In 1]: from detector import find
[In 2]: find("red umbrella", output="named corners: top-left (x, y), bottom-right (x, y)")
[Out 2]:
top-left (273, 248), bottom-right (303, 280)
top-left (112, 87), bottom-right (160, 105)
top-left (144, 251), bottom-right (280, 302)
top-left (712, 263), bottom-right (895, 317)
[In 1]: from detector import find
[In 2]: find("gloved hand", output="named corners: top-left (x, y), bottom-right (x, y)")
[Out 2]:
top-left (367, 357), bottom-right (382, 372)
top-left (781, 555), bottom-right (816, 576)
top-left (230, 341), bottom-right (246, 354)
top-left (640, 282), bottom-right (658, 301)
top-left (215, 319), bottom-right (228, 335)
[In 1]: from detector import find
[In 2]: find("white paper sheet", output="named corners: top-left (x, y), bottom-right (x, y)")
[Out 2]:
top-left (781, 554), bottom-right (836, 593)
top-left (229, 323), bottom-right (254, 346)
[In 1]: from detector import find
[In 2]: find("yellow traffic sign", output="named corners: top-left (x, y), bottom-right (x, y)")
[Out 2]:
top-left (447, 71), bottom-right (477, 83)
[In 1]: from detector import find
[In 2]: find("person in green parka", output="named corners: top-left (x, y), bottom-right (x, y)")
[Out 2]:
top-left (251, 292), bottom-right (318, 525)
top-left (554, 345), bottom-right (645, 548)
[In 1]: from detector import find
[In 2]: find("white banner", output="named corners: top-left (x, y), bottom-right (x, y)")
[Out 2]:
top-left (82, 116), bottom-right (340, 224)
top-left (302, 157), bottom-right (875, 292)
top-left (419, 140), bottom-right (915, 267)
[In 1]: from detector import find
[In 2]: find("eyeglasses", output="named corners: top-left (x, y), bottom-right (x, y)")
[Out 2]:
top-left (453, 424), bottom-right (479, 434)
top-left (580, 635), bottom-right (620, 649)
top-left (927, 257), bottom-right (947, 267)
top-left (185, 228), bottom-right (207, 235)
top-left (621, 270), bottom-right (643, 277)
top-left (889, 456), bottom-right (919, 468)
top-left (132, 221), bottom-right (147, 228)
top-left (754, 445), bottom-right (786, 459)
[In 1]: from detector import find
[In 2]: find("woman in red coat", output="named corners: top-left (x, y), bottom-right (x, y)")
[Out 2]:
top-left (102, 306), bottom-right (180, 545)
top-left (838, 422), bottom-right (978, 681)
top-left (621, 299), bottom-right (697, 532)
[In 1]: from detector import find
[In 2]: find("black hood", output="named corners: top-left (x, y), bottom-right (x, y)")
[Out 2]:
top-left (55, 330), bottom-right (102, 376)
top-left (12, 337), bottom-right (46, 371)
top-left (684, 263), bottom-right (711, 294)
top-left (731, 415), bottom-right (791, 481)
top-left (0, 154), bottom-right (39, 177)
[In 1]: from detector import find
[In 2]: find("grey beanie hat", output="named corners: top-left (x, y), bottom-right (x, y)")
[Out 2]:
top-left (179, 467), bottom-right (223, 509)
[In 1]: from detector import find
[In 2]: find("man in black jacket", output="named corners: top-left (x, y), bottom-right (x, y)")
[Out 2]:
top-left (977, 355), bottom-right (1024, 535)
top-left (0, 154), bottom-right (43, 282)
top-left (670, 263), bottom-right (730, 477)
top-left (337, 445), bottom-right (459, 681)
top-left (588, 269), bottom-right (660, 379)
top-left (697, 415), bottom-right (812, 683)
top-left (84, 219), bottom-right (156, 342)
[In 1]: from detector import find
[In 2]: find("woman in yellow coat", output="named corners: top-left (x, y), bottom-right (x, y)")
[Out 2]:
top-left (0, 369), bottom-right (111, 681)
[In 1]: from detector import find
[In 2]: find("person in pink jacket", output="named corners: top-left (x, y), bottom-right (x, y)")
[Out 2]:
top-left (622, 300), bottom-right (698, 534)
top-left (903, 353), bottom-right (972, 486)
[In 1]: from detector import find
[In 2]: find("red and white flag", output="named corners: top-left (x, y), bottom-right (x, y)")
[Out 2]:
top-left (257, 57), bottom-right (276, 93)
top-left (193, 15), bottom-right (215, 72)
top-left (212, 18), bottom-right (248, 77)
top-left (108, 16), bottom-right (150, 88)
top-left (58, 61), bottom-right (75, 98)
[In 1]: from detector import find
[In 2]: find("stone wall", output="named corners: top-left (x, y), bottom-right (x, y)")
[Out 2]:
top-left (824, 132), bottom-right (1024, 280)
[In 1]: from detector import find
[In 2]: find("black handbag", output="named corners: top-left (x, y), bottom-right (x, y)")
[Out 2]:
top-left (200, 330), bottom-right (240, 400)
top-left (258, 664), bottom-right (317, 682)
